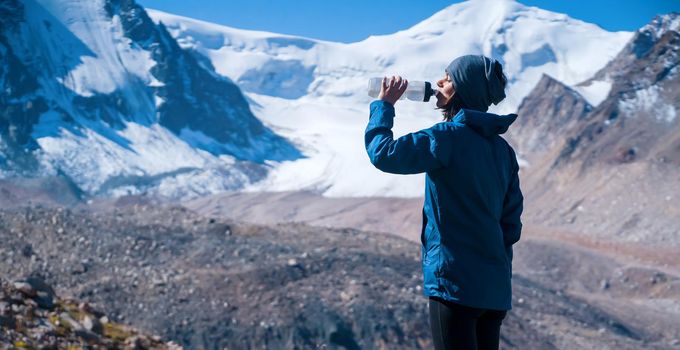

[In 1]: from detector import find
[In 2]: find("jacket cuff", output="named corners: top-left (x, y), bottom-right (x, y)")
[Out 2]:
top-left (368, 100), bottom-right (396, 130)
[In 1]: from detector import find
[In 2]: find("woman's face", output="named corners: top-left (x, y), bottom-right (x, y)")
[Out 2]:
top-left (436, 71), bottom-right (456, 108)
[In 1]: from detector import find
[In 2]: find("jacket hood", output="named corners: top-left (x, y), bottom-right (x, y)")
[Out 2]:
top-left (453, 109), bottom-right (518, 137)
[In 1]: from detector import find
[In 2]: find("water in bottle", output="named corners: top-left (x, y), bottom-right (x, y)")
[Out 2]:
top-left (367, 77), bottom-right (436, 102)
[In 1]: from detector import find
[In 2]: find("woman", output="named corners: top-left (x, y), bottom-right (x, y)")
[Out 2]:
top-left (364, 55), bottom-right (523, 350)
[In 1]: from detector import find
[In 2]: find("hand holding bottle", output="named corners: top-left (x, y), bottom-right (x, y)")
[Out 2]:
top-left (368, 76), bottom-right (436, 103)
top-left (378, 76), bottom-right (408, 106)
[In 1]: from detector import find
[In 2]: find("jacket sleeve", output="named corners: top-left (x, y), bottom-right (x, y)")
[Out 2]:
top-left (501, 146), bottom-right (523, 248)
top-left (365, 100), bottom-right (450, 174)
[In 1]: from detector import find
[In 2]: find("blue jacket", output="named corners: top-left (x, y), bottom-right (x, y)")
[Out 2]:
top-left (365, 100), bottom-right (523, 310)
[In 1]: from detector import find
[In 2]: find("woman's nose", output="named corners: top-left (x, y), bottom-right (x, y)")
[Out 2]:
top-left (437, 79), bottom-right (444, 88)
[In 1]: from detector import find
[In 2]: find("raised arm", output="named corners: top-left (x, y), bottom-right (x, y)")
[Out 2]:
top-left (365, 100), bottom-right (450, 174)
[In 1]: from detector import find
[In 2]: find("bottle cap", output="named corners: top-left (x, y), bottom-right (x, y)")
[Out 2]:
top-left (423, 82), bottom-right (434, 102)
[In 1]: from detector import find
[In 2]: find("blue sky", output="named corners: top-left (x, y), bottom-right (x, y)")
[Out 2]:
top-left (137, 0), bottom-right (678, 43)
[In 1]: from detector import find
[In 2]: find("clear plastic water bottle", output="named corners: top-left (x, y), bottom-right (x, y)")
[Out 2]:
top-left (367, 77), bottom-right (436, 102)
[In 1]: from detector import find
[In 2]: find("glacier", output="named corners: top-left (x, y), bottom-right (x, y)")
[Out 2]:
top-left (147, 0), bottom-right (633, 197)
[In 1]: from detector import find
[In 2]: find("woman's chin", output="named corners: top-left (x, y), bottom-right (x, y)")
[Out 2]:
top-left (435, 95), bottom-right (450, 109)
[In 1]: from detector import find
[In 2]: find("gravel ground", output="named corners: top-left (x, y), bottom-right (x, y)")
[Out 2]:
top-left (1, 204), bottom-right (678, 349)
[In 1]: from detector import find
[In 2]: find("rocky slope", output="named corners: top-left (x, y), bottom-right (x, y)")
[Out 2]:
top-left (504, 13), bottom-right (680, 249)
top-left (560, 13), bottom-right (680, 168)
top-left (0, 276), bottom-right (180, 349)
top-left (1, 204), bottom-right (678, 349)
top-left (0, 204), bottom-right (431, 349)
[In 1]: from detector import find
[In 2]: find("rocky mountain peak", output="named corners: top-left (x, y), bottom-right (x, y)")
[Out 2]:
top-left (538, 10), bottom-right (680, 170)
top-left (104, 0), bottom-right (158, 47)
top-left (641, 12), bottom-right (680, 41)
top-left (591, 12), bottom-right (680, 82)
top-left (507, 74), bottom-right (592, 162)
top-left (504, 11), bottom-right (680, 254)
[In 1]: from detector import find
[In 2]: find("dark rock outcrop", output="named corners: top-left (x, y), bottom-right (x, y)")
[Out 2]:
top-left (0, 276), bottom-right (180, 349)
top-left (508, 74), bottom-right (593, 163)
top-left (0, 0), bottom-right (45, 173)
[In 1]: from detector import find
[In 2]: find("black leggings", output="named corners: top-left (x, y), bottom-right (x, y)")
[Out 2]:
top-left (429, 297), bottom-right (507, 350)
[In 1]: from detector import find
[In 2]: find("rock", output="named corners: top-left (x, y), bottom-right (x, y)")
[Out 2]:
top-left (24, 298), bottom-right (38, 308)
top-left (339, 291), bottom-right (355, 303)
top-left (0, 315), bottom-right (15, 328)
top-left (600, 279), bottom-right (610, 290)
top-left (59, 312), bottom-right (84, 331)
top-left (71, 262), bottom-right (88, 275)
top-left (78, 302), bottom-right (93, 313)
top-left (166, 341), bottom-right (182, 349)
top-left (74, 328), bottom-right (100, 342)
top-left (17, 277), bottom-right (56, 310)
top-left (83, 315), bottom-right (103, 334)
top-left (126, 335), bottom-right (143, 350)
top-left (13, 281), bottom-right (36, 297)
top-left (21, 244), bottom-right (33, 257)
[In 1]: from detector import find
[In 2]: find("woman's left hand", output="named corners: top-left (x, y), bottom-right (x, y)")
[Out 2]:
top-left (379, 76), bottom-right (408, 106)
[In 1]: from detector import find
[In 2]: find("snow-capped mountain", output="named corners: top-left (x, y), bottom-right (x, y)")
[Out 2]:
top-left (0, 0), bottom-right (300, 199)
top-left (148, 0), bottom-right (633, 197)
top-left (2, 0), bottom-right (641, 199)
